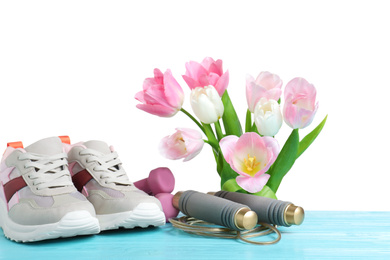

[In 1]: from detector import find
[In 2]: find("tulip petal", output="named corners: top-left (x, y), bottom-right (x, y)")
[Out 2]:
top-left (163, 69), bottom-right (184, 108)
top-left (182, 75), bottom-right (200, 89)
top-left (215, 59), bottom-right (224, 75)
top-left (143, 84), bottom-right (171, 107)
top-left (134, 91), bottom-right (145, 103)
top-left (262, 136), bottom-right (280, 159)
top-left (178, 127), bottom-right (203, 141)
top-left (297, 102), bottom-right (319, 129)
top-left (153, 68), bottom-right (164, 85)
top-left (284, 100), bottom-right (319, 129)
top-left (143, 78), bottom-right (158, 91)
top-left (283, 102), bottom-right (298, 128)
top-left (200, 57), bottom-right (216, 71)
top-left (183, 140), bottom-right (204, 162)
top-left (208, 60), bottom-right (223, 76)
top-left (246, 81), bottom-right (267, 113)
top-left (215, 70), bottom-right (229, 96)
top-left (236, 174), bottom-right (270, 193)
top-left (136, 104), bottom-right (177, 117)
top-left (284, 77), bottom-right (316, 102)
top-left (198, 74), bottom-right (210, 87)
top-left (265, 88), bottom-right (282, 101)
top-left (255, 71), bottom-right (282, 91)
top-left (220, 135), bottom-right (239, 163)
top-left (207, 72), bottom-right (220, 87)
top-left (185, 61), bottom-right (208, 79)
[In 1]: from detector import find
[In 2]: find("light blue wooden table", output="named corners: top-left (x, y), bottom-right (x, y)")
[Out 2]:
top-left (0, 211), bottom-right (389, 259)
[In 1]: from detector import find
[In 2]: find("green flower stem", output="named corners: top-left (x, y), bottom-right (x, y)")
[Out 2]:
top-left (203, 123), bottom-right (222, 177)
top-left (180, 108), bottom-right (206, 134)
top-left (202, 123), bottom-right (219, 151)
top-left (203, 139), bottom-right (219, 151)
top-left (214, 120), bottom-right (224, 141)
top-left (245, 109), bottom-right (251, 133)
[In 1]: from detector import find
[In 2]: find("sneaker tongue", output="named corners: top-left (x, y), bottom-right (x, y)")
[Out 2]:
top-left (25, 137), bottom-right (63, 155)
top-left (83, 140), bottom-right (111, 154)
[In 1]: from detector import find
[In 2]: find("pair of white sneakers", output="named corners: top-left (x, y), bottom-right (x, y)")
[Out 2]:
top-left (0, 136), bottom-right (165, 242)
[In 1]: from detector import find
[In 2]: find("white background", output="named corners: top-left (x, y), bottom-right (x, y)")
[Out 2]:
top-left (1, 1), bottom-right (389, 211)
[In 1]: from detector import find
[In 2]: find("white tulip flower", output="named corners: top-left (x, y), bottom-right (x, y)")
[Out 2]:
top-left (190, 86), bottom-right (224, 124)
top-left (254, 97), bottom-right (282, 136)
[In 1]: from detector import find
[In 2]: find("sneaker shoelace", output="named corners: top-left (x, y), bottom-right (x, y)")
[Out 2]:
top-left (79, 149), bottom-right (132, 186)
top-left (18, 152), bottom-right (73, 190)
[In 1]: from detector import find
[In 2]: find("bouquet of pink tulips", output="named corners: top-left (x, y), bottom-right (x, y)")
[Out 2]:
top-left (135, 57), bottom-right (327, 199)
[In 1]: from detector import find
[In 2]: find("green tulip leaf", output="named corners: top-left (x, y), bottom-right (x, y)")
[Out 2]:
top-left (297, 115), bottom-right (328, 159)
top-left (221, 178), bottom-right (241, 192)
top-left (252, 185), bottom-right (277, 199)
top-left (245, 109), bottom-right (252, 133)
top-left (221, 91), bottom-right (243, 137)
top-left (267, 129), bottom-right (299, 193)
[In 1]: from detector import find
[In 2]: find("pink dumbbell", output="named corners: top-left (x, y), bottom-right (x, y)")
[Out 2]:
top-left (134, 167), bottom-right (179, 222)
top-left (134, 167), bottom-right (175, 195)
top-left (155, 193), bottom-right (179, 222)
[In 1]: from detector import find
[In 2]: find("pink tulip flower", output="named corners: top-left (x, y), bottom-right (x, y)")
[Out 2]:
top-left (135, 68), bottom-right (184, 117)
top-left (246, 71), bottom-right (283, 113)
top-left (220, 133), bottom-right (279, 193)
top-left (159, 128), bottom-right (204, 162)
top-left (283, 77), bottom-right (319, 129)
top-left (182, 57), bottom-right (229, 97)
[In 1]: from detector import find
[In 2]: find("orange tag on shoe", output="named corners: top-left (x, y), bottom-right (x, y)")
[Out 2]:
top-left (7, 141), bottom-right (24, 149)
top-left (59, 136), bottom-right (71, 144)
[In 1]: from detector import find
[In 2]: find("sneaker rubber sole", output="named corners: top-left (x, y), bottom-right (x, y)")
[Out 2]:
top-left (0, 201), bottom-right (100, 242)
top-left (97, 202), bottom-right (165, 231)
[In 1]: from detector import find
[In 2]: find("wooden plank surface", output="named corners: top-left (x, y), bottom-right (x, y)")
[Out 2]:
top-left (0, 211), bottom-right (389, 259)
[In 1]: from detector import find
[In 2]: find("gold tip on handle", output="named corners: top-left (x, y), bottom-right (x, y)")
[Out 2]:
top-left (284, 204), bottom-right (305, 226)
top-left (234, 207), bottom-right (258, 230)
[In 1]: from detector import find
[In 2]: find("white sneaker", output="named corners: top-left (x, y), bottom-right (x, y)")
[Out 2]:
top-left (66, 140), bottom-right (165, 231)
top-left (0, 137), bottom-right (100, 242)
